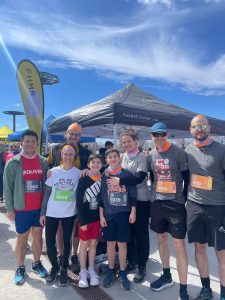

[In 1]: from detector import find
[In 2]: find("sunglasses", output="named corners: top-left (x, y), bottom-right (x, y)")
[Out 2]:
top-left (191, 124), bottom-right (208, 131)
top-left (152, 132), bottom-right (167, 137)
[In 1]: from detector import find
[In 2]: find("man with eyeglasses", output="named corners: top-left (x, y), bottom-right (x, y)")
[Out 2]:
top-left (148, 122), bottom-right (190, 300)
top-left (186, 115), bottom-right (225, 300)
top-left (48, 123), bottom-right (91, 272)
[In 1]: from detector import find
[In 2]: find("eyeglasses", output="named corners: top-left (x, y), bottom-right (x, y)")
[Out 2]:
top-left (191, 124), bottom-right (208, 131)
top-left (152, 132), bottom-right (167, 137)
top-left (67, 132), bottom-right (80, 137)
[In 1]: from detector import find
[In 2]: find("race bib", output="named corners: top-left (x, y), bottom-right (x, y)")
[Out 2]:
top-left (156, 181), bottom-right (176, 194)
top-left (89, 197), bottom-right (98, 210)
top-left (25, 180), bottom-right (42, 193)
top-left (54, 190), bottom-right (75, 202)
top-left (109, 192), bottom-right (128, 207)
top-left (191, 174), bottom-right (213, 190)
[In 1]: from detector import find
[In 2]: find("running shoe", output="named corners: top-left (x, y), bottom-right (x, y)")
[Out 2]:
top-left (32, 261), bottom-right (48, 278)
top-left (150, 273), bottom-right (173, 291)
top-left (14, 266), bottom-right (26, 285)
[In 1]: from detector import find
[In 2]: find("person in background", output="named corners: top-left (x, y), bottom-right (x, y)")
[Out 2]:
top-left (99, 141), bottom-right (114, 165)
top-left (40, 143), bottom-right (80, 286)
top-left (148, 122), bottom-right (190, 300)
top-left (0, 143), bottom-right (5, 202)
top-left (99, 149), bottom-right (137, 291)
top-left (3, 129), bottom-right (48, 285)
top-left (6, 142), bottom-right (21, 162)
top-left (107, 129), bottom-right (150, 283)
top-left (76, 154), bottom-right (102, 288)
top-left (186, 115), bottom-right (225, 300)
top-left (47, 123), bottom-right (91, 272)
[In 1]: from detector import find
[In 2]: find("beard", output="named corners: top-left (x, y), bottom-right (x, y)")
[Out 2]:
top-left (66, 139), bottom-right (78, 146)
top-left (195, 133), bottom-right (208, 141)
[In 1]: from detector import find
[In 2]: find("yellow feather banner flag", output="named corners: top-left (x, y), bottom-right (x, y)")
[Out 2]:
top-left (17, 60), bottom-right (44, 154)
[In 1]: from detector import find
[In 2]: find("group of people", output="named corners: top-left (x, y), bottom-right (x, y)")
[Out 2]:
top-left (3, 115), bottom-right (225, 300)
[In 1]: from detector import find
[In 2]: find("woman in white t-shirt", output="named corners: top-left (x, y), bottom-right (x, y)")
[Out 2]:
top-left (40, 144), bottom-right (80, 286)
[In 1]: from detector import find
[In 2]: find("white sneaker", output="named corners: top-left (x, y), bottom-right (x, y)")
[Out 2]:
top-left (78, 270), bottom-right (88, 288)
top-left (89, 269), bottom-right (99, 286)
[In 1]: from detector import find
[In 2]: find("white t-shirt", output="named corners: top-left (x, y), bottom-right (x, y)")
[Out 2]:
top-left (45, 166), bottom-right (81, 218)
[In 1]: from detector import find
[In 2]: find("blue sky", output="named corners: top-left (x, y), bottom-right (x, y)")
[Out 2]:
top-left (0, 0), bottom-right (225, 131)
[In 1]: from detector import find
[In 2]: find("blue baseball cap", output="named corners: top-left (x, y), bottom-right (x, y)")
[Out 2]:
top-left (151, 122), bottom-right (168, 134)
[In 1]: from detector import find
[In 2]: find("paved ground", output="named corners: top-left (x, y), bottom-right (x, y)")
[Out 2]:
top-left (0, 205), bottom-right (221, 300)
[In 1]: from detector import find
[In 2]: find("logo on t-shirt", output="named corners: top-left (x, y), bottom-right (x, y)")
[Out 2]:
top-left (155, 158), bottom-right (172, 180)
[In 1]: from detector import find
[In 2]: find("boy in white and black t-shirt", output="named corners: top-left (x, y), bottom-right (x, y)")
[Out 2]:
top-left (76, 154), bottom-right (102, 288)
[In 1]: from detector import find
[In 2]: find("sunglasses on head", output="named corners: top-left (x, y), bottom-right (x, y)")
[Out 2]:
top-left (191, 124), bottom-right (208, 131)
top-left (152, 132), bottom-right (167, 137)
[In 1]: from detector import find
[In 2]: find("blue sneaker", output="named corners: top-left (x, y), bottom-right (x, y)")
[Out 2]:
top-left (14, 266), bottom-right (26, 285)
top-left (32, 261), bottom-right (48, 278)
top-left (103, 269), bottom-right (116, 288)
top-left (118, 270), bottom-right (130, 290)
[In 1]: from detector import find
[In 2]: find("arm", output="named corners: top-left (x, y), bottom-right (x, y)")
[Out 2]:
top-left (109, 171), bottom-right (147, 187)
top-left (47, 147), bottom-right (53, 167)
top-left (129, 206), bottom-right (136, 224)
top-left (3, 161), bottom-right (15, 212)
top-left (40, 184), bottom-right (52, 216)
top-left (99, 207), bottom-right (107, 227)
top-left (149, 170), bottom-right (154, 183)
top-left (76, 178), bottom-right (88, 227)
top-left (181, 170), bottom-right (189, 201)
top-left (178, 149), bottom-right (189, 201)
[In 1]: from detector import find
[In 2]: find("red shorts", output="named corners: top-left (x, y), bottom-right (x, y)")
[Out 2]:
top-left (78, 221), bottom-right (102, 241)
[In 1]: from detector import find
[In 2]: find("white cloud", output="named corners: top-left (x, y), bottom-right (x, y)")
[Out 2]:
top-left (137, 0), bottom-right (172, 7)
top-left (13, 103), bottom-right (22, 107)
top-left (0, 3), bottom-right (225, 95)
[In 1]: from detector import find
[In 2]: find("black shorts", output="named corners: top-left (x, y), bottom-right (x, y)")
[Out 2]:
top-left (186, 200), bottom-right (225, 251)
top-left (102, 212), bottom-right (131, 243)
top-left (150, 200), bottom-right (186, 239)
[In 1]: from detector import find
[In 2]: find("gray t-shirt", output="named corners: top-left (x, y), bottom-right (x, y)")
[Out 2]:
top-left (148, 144), bottom-right (188, 203)
top-left (121, 151), bottom-right (149, 202)
top-left (185, 141), bottom-right (225, 205)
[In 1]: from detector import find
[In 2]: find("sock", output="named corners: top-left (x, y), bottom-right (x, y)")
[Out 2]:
top-left (80, 268), bottom-right (87, 272)
top-left (221, 284), bottom-right (225, 298)
top-left (180, 284), bottom-right (187, 295)
top-left (88, 267), bottom-right (94, 272)
top-left (200, 277), bottom-right (210, 289)
top-left (163, 267), bottom-right (171, 278)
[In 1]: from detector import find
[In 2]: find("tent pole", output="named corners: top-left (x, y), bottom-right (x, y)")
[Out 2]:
top-left (45, 132), bottom-right (49, 154)
top-left (113, 124), bottom-right (117, 148)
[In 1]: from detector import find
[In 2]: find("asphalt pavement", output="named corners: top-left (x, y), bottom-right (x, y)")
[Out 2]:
top-left (0, 203), bottom-right (221, 300)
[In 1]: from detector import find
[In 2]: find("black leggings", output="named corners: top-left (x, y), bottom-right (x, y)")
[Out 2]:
top-left (127, 201), bottom-right (150, 268)
top-left (45, 215), bottom-right (75, 269)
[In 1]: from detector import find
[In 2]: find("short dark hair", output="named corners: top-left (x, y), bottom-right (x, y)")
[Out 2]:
top-left (21, 129), bottom-right (38, 142)
top-left (105, 149), bottom-right (120, 158)
top-left (88, 154), bottom-right (102, 164)
top-left (105, 141), bottom-right (114, 147)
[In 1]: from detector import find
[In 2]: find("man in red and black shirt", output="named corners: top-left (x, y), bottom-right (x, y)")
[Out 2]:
top-left (4, 130), bottom-right (49, 285)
